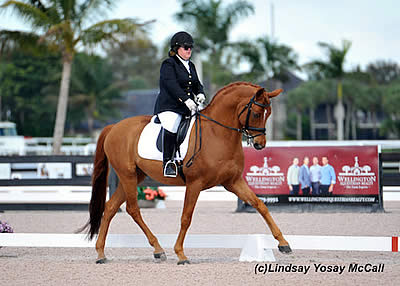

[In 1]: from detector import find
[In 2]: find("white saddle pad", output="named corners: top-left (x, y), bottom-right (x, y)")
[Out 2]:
top-left (138, 116), bottom-right (195, 161)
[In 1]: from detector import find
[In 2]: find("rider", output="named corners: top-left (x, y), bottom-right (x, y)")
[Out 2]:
top-left (154, 31), bottom-right (206, 177)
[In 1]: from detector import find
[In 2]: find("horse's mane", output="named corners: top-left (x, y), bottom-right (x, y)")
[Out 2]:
top-left (203, 81), bottom-right (262, 112)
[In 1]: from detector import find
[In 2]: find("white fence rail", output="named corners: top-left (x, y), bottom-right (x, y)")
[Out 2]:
top-left (1, 138), bottom-right (400, 156)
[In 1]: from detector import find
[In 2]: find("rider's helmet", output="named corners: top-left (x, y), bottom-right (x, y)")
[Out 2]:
top-left (169, 31), bottom-right (194, 56)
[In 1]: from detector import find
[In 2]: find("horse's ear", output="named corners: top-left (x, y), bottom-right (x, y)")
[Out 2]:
top-left (255, 88), bottom-right (265, 98)
top-left (267, 88), bottom-right (283, 98)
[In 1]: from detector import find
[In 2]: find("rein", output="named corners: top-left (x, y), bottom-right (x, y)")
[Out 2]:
top-left (185, 90), bottom-right (270, 168)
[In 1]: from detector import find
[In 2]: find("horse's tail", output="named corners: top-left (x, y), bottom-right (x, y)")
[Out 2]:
top-left (77, 124), bottom-right (114, 240)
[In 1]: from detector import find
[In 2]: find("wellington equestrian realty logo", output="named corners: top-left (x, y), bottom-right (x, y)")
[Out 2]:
top-left (337, 156), bottom-right (377, 190)
top-left (245, 157), bottom-right (285, 190)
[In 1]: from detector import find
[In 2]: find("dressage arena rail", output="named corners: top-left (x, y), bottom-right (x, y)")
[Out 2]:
top-left (0, 234), bottom-right (398, 262)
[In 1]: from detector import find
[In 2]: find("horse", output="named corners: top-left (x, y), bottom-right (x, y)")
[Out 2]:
top-left (80, 81), bottom-right (292, 264)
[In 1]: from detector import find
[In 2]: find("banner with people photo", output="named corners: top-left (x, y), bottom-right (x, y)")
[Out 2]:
top-left (243, 146), bottom-right (380, 204)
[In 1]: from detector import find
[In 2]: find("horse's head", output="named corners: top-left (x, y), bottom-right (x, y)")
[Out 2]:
top-left (238, 87), bottom-right (283, 150)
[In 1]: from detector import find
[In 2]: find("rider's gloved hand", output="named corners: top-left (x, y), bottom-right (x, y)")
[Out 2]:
top-left (184, 98), bottom-right (198, 112)
top-left (195, 93), bottom-right (206, 104)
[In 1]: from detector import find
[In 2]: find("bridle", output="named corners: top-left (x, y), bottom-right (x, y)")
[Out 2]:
top-left (185, 89), bottom-right (271, 168)
top-left (237, 89), bottom-right (271, 140)
top-left (197, 89), bottom-right (271, 140)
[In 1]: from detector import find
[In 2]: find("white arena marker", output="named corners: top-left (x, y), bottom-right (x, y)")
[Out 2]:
top-left (239, 234), bottom-right (276, 262)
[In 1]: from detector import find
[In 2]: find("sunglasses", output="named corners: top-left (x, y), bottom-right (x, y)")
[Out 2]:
top-left (182, 43), bottom-right (193, 50)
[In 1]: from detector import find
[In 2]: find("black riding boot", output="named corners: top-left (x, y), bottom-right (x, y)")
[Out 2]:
top-left (162, 129), bottom-right (178, 177)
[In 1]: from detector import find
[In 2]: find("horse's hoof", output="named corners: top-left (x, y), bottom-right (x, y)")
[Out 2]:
top-left (154, 252), bottom-right (167, 262)
top-left (177, 259), bottom-right (191, 265)
top-left (278, 245), bottom-right (292, 254)
top-left (96, 257), bottom-right (107, 264)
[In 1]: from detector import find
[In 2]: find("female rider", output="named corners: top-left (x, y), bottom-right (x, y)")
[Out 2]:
top-left (154, 31), bottom-right (205, 177)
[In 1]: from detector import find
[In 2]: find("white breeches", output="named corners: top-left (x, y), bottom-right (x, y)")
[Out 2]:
top-left (158, 111), bottom-right (182, 133)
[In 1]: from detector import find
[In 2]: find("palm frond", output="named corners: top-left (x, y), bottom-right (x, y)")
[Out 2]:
top-left (77, 18), bottom-right (150, 47)
top-left (1, 0), bottom-right (54, 29)
top-left (75, 0), bottom-right (115, 29)
top-left (223, 0), bottom-right (254, 31)
top-left (0, 30), bottom-right (44, 56)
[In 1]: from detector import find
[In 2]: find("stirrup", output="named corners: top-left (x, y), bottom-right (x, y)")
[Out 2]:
top-left (163, 160), bottom-right (178, 177)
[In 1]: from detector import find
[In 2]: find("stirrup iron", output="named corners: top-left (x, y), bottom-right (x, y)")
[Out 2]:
top-left (164, 160), bottom-right (178, 177)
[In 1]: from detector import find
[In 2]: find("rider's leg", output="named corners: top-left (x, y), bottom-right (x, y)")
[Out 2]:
top-left (162, 129), bottom-right (178, 177)
top-left (158, 111), bottom-right (182, 177)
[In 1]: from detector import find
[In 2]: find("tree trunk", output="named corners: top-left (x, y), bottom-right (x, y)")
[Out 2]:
top-left (327, 105), bottom-right (332, 139)
top-left (351, 109), bottom-right (357, 139)
top-left (336, 81), bottom-right (344, 140)
top-left (52, 58), bottom-right (72, 154)
top-left (310, 108), bottom-right (315, 140)
top-left (88, 115), bottom-right (94, 136)
top-left (19, 110), bottom-right (24, 128)
top-left (372, 111), bottom-right (378, 138)
top-left (296, 110), bottom-right (302, 140)
top-left (345, 102), bottom-right (352, 140)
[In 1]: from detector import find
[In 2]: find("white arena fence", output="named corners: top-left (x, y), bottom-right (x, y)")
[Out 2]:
top-left (1, 137), bottom-right (400, 156)
top-left (0, 233), bottom-right (398, 262)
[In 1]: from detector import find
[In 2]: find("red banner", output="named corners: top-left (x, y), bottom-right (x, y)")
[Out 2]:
top-left (243, 146), bottom-right (379, 200)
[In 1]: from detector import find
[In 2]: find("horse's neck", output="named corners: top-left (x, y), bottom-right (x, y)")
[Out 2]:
top-left (203, 90), bottom-right (243, 129)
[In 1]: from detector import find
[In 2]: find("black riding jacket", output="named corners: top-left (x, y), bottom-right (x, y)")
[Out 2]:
top-left (154, 56), bottom-right (204, 116)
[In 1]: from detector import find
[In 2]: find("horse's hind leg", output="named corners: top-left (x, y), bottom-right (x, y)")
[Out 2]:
top-left (120, 171), bottom-right (166, 261)
top-left (95, 183), bottom-right (126, 264)
top-left (224, 178), bottom-right (292, 254)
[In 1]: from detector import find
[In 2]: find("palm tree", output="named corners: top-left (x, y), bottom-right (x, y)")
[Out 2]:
top-left (287, 79), bottom-right (335, 140)
top-left (367, 60), bottom-right (400, 85)
top-left (233, 36), bottom-right (299, 83)
top-left (304, 40), bottom-right (352, 140)
top-left (257, 36), bottom-right (300, 82)
top-left (381, 81), bottom-right (400, 137)
top-left (287, 81), bottom-right (320, 140)
top-left (69, 52), bottom-right (122, 135)
top-left (1, 0), bottom-right (148, 154)
top-left (342, 79), bottom-right (369, 139)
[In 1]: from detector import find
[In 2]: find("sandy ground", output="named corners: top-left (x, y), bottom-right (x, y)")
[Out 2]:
top-left (1, 201), bottom-right (400, 286)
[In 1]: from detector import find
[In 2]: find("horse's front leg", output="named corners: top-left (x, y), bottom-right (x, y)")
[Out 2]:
top-left (174, 183), bottom-right (201, 265)
top-left (224, 178), bottom-right (292, 253)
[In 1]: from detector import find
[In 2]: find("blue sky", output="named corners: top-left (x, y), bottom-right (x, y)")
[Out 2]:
top-left (1, 0), bottom-right (399, 73)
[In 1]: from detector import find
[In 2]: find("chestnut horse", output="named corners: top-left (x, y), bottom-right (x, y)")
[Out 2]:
top-left (80, 82), bottom-right (292, 264)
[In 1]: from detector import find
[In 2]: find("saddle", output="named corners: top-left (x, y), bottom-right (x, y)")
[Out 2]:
top-left (155, 115), bottom-right (192, 160)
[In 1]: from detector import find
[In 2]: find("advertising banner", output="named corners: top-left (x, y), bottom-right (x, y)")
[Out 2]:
top-left (243, 146), bottom-right (379, 204)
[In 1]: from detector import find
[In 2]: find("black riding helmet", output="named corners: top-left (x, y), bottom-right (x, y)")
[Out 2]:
top-left (169, 31), bottom-right (194, 57)
top-left (170, 31), bottom-right (194, 49)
